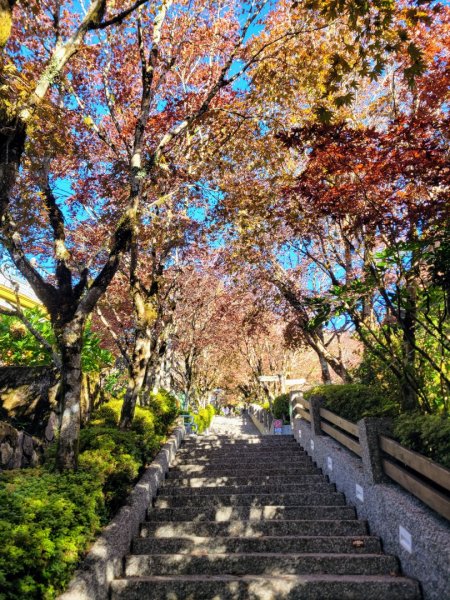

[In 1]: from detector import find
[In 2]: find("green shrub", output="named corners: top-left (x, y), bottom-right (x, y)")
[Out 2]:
top-left (393, 413), bottom-right (450, 469)
top-left (272, 394), bottom-right (290, 423)
top-left (0, 309), bottom-right (112, 372)
top-left (0, 469), bottom-right (103, 600)
top-left (146, 389), bottom-right (179, 436)
top-left (0, 394), bottom-right (180, 600)
top-left (193, 404), bottom-right (215, 433)
top-left (304, 384), bottom-right (399, 423)
top-left (78, 426), bottom-right (142, 515)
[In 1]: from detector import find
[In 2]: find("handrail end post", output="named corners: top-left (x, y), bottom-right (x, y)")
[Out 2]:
top-left (289, 390), bottom-right (303, 425)
top-left (309, 395), bottom-right (325, 437)
top-left (358, 417), bottom-right (393, 484)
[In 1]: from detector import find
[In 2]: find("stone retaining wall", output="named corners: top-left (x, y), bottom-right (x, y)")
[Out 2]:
top-left (0, 366), bottom-right (104, 441)
top-left (0, 421), bottom-right (42, 469)
top-left (248, 405), bottom-right (292, 435)
top-left (291, 392), bottom-right (450, 600)
top-left (248, 405), bottom-right (270, 435)
top-left (58, 423), bottom-right (185, 600)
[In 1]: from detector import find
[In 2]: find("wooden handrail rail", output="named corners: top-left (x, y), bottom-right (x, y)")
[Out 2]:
top-left (380, 435), bottom-right (450, 493)
top-left (319, 407), bottom-right (359, 438)
top-left (321, 422), bottom-right (362, 456)
top-left (295, 406), bottom-right (311, 422)
top-left (382, 458), bottom-right (450, 521)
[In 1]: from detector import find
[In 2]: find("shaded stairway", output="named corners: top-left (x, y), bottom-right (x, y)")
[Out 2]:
top-left (111, 433), bottom-right (421, 599)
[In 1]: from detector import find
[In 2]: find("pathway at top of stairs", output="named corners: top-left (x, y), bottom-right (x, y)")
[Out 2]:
top-left (111, 415), bottom-right (421, 599)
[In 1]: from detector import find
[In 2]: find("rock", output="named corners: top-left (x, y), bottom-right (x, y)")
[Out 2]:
top-left (0, 441), bottom-right (13, 465)
top-left (0, 420), bottom-right (43, 469)
top-left (45, 411), bottom-right (58, 442)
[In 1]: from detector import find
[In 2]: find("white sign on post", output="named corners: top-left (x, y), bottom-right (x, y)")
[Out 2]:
top-left (285, 378), bottom-right (306, 387)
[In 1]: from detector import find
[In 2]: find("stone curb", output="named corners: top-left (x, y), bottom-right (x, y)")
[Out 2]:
top-left (58, 424), bottom-right (185, 600)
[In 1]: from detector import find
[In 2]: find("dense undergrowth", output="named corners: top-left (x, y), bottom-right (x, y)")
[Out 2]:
top-left (0, 391), bottom-right (179, 600)
top-left (304, 384), bottom-right (450, 468)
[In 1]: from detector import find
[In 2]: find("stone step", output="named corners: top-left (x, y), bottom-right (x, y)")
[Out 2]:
top-left (163, 474), bottom-right (326, 487)
top-left (124, 552), bottom-right (400, 577)
top-left (146, 505), bottom-right (357, 522)
top-left (172, 455), bottom-right (311, 467)
top-left (180, 442), bottom-right (298, 450)
top-left (179, 445), bottom-right (300, 452)
top-left (172, 456), bottom-right (308, 466)
top-left (182, 435), bottom-right (294, 442)
top-left (175, 448), bottom-right (306, 458)
top-left (167, 465), bottom-right (320, 477)
top-left (132, 535), bottom-right (382, 555)
top-left (159, 482), bottom-right (335, 496)
top-left (154, 492), bottom-right (346, 508)
top-left (111, 574), bottom-right (421, 600)
top-left (140, 519), bottom-right (369, 538)
top-left (180, 439), bottom-right (298, 447)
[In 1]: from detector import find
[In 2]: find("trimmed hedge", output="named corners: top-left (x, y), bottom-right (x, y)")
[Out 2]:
top-left (304, 384), bottom-right (399, 422)
top-left (272, 394), bottom-right (290, 423)
top-left (393, 413), bottom-right (450, 469)
top-left (303, 384), bottom-right (450, 467)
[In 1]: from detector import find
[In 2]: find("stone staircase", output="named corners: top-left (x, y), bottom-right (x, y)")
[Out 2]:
top-left (111, 434), bottom-right (421, 599)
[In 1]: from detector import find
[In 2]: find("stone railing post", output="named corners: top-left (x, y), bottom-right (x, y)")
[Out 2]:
top-left (357, 417), bottom-right (392, 484)
top-left (289, 390), bottom-right (302, 423)
top-left (309, 395), bottom-right (324, 437)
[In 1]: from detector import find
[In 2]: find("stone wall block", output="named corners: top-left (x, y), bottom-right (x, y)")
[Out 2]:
top-left (11, 431), bottom-right (24, 468)
top-left (45, 411), bottom-right (58, 442)
top-left (1, 441), bottom-right (13, 466)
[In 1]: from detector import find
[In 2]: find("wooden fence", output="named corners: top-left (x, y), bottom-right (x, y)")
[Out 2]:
top-left (293, 396), bottom-right (450, 521)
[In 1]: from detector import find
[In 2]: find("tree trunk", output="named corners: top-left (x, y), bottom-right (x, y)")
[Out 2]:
top-left (400, 284), bottom-right (420, 412)
top-left (0, 120), bottom-right (26, 219)
top-left (318, 351), bottom-right (332, 384)
top-left (120, 329), bottom-right (151, 429)
top-left (55, 317), bottom-right (85, 471)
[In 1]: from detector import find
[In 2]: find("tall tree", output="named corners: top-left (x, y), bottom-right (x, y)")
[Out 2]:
top-left (0, 0), bottom-right (284, 468)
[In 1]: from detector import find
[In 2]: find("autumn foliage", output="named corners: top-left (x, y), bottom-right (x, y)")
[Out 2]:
top-left (0, 0), bottom-right (448, 473)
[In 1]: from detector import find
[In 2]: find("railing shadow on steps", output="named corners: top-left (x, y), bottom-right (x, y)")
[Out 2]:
top-left (290, 390), bottom-right (450, 600)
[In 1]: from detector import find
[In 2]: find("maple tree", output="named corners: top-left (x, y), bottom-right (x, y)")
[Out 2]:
top-left (0, 0), bottom-right (440, 470)
top-left (214, 3), bottom-right (449, 413)
top-left (1, 0), bottom-right (277, 468)
top-left (164, 260), bottom-right (303, 408)
top-left (95, 199), bottom-right (198, 428)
